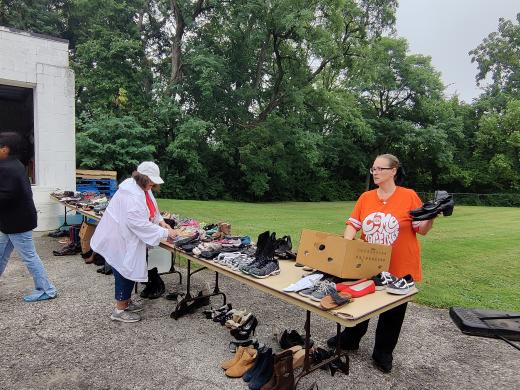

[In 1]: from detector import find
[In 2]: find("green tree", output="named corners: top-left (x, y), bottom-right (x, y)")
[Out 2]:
top-left (76, 115), bottom-right (155, 178)
top-left (470, 13), bottom-right (520, 97)
top-left (0, 0), bottom-right (70, 36)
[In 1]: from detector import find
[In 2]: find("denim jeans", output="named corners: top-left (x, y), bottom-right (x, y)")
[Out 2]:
top-left (113, 267), bottom-right (135, 301)
top-left (0, 230), bottom-right (57, 296)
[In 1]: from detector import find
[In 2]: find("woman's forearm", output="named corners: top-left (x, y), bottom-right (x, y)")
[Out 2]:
top-left (417, 219), bottom-right (434, 235)
top-left (344, 225), bottom-right (357, 240)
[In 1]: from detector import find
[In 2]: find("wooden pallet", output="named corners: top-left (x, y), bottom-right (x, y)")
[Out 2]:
top-left (76, 169), bottom-right (117, 180)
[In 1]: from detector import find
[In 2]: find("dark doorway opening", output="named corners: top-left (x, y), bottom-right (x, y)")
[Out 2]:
top-left (0, 84), bottom-right (35, 183)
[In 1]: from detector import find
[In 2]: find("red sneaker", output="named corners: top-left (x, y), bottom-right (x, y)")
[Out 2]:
top-left (336, 279), bottom-right (375, 298)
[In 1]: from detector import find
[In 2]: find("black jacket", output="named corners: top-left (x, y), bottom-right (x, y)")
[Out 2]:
top-left (0, 157), bottom-right (38, 234)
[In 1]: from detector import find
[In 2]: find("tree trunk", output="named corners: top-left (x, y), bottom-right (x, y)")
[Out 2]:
top-left (170, 0), bottom-right (185, 86)
top-left (364, 171), bottom-right (371, 192)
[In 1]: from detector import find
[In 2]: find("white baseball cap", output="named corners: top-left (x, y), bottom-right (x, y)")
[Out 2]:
top-left (137, 161), bottom-right (164, 184)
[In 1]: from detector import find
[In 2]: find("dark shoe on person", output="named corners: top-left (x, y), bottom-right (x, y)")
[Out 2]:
top-left (93, 253), bottom-right (105, 266)
top-left (326, 331), bottom-right (359, 351)
top-left (372, 356), bottom-right (392, 373)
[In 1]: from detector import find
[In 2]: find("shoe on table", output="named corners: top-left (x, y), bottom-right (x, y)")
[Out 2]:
top-left (297, 279), bottom-right (322, 298)
top-left (249, 260), bottom-right (280, 279)
top-left (310, 280), bottom-right (337, 301)
top-left (282, 273), bottom-right (323, 292)
top-left (111, 309), bottom-right (141, 323)
top-left (336, 279), bottom-right (376, 298)
top-left (386, 274), bottom-right (415, 295)
top-left (125, 301), bottom-right (144, 313)
top-left (372, 271), bottom-right (398, 290)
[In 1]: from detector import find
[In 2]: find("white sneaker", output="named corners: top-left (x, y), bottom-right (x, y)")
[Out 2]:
top-left (283, 273), bottom-right (324, 292)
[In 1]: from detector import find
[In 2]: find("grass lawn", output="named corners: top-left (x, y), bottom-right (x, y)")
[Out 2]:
top-left (157, 199), bottom-right (520, 312)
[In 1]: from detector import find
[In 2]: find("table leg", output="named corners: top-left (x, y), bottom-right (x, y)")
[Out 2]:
top-left (168, 251), bottom-right (183, 285)
top-left (294, 314), bottom-right (349, 389)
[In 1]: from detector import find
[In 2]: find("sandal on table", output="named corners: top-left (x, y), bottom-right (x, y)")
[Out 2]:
top-left (320, 290), bottom-right (352, 310)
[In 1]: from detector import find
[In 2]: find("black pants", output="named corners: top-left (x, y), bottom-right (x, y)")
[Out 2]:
top-left (342, 302), bottom-right (408, 365)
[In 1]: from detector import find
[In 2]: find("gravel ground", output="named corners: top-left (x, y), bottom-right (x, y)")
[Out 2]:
top-left (0, 236), bottom-right (518, 390)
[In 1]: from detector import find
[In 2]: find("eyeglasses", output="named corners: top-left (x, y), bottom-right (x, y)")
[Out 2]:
top-left (370, 167), bottom-right (394, 174)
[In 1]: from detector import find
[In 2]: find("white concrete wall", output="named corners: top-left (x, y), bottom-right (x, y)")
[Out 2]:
top-left (0, 26), bottom-right (75, 231)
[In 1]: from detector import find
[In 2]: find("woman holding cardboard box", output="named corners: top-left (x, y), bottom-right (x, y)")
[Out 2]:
top-left (327, 154), bottom-right (434, 373)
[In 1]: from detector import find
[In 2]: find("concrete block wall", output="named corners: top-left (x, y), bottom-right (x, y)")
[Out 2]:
top-left (0, 26), bottom-right (75, 231)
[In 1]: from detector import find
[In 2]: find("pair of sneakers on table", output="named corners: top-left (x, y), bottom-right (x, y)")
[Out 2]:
top-left (372, 272), bottom-right (415, 295)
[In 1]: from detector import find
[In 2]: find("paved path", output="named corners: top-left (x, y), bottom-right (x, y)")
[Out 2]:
top-left (0, 236), bottom-right (518, 390)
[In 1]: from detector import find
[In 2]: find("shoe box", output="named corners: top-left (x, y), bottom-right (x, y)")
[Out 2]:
top-left (295, 229), bottom-right (391, 279)
top-left (79, 221), bottom-right (97, 253)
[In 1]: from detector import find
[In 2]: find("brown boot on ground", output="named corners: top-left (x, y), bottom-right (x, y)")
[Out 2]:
top-left (225, 348), bottom-right (257, 378)
top-left (261, 349), bottom-right (295, 390)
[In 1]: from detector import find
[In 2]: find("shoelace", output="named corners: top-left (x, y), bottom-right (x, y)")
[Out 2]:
top-left (392, 278), bottom-right (411, 289)
top-left (380, 272), bottom-right (396, 284)
top-left (314, 280), bottom-right (336, 294)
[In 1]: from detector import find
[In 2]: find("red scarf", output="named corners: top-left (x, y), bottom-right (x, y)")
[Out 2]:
top-left (144, 191), bottom-right (156, 220)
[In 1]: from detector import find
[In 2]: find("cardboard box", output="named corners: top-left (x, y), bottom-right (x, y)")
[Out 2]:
top-left (296, 229), bottom-right (391, 279)
top-left (79, 221), bottom-right (97, 253)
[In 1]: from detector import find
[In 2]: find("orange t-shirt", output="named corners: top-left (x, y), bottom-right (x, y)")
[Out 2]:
top-left (346, 187), bottom-right (423, 281)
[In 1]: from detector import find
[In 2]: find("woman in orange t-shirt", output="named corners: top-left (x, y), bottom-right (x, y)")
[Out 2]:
top-left (327, 153), bottom-right (435, 373)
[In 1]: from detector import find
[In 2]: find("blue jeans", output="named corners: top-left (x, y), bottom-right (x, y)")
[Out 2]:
top-left (113, 267), bottom-right (134, 301)
top-left (0, 231), bottom-right (57, 296)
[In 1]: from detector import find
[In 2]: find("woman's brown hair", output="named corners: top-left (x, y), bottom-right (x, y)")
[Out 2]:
top-left (132, 171), bottom-right (151, 190)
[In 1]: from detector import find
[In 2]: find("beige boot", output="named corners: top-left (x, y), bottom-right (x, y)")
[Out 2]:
top-left (225, 348), bottom-right (257, 377)
top-left (222, 346), bottom-right (247, 370)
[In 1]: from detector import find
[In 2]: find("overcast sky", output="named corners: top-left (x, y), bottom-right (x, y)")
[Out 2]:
top-left (396, 0), bottom-right (519, 102)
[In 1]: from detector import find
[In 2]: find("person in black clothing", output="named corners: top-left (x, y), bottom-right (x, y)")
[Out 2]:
top-left (0, 132), bottom-right (57, 301)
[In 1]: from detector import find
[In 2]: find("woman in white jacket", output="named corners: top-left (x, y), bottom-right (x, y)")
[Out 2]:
top-left (91, 162), bottom-right (176, 323)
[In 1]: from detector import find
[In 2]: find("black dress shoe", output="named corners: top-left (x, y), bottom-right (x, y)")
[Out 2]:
top-left (410, 190), bottom-right (454, 220)
top-left (279, 329), bottom-right (314, 349)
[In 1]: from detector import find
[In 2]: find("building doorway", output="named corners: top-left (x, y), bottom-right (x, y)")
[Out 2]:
top-left (0, 84), bottom-right (35, 183)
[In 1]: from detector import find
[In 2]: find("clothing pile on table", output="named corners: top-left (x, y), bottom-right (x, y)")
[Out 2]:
top-left (51, 190), bottom-right (110, 216)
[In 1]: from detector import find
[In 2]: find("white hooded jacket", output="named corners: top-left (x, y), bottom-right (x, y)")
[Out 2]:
top-left (90, 178), bottom-right (168, 282)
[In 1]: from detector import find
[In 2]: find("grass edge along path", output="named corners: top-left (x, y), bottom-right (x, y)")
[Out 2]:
top-left (157, 199), bottom-right (520, 312)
